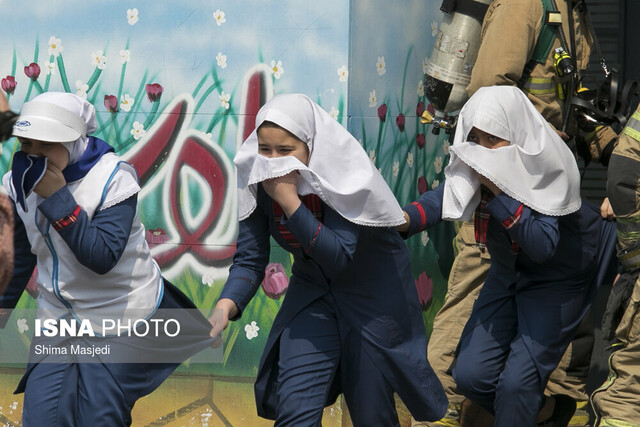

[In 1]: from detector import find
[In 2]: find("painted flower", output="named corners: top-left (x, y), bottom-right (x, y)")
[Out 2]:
top-left (24, 63), bottom-right (40, 80)
top-left (396, 113), bottom-right (405, 132)
top-left (261, 263), bottom-right (289, 299)
top-left (423, 57), bottom-right (429, 75)
top-left (416, 133), bottom-right (426, 149)
top-left (368, 90), bottom-right (377, 108)
top-left (415, 272), bottom-right (433, 310)
top-left (44, 61), bottom-right (55, 75)
top-left (417, 79), bottom-right (424, 97)
top-left (427, 103), bottom-right (436, 115)
top-left (145, 228), bottom-right (169, 248)
top-left (120, 49), bottom-right (131, 64)
top-left (202, 267), bottom-right (216, 287)
top-left (337, 65), bottom-right (348, 82)
top-left (392, 161), bottom-right (399, 177)
top-left (201, 410), bottom-right (213, 425)
top-left (421, 231), bottom-right (430, 247)
top-left (120, 94), bottom-right (134, 112)
top-left (434, 156), bottom-right (444, 174)
top-left (416, 101), bottom-right (425, 117)
top-left (145, 83), bottom-right (163, 102)
top-left (127, 8), bottom-right (139, 25)
top-left (432, 179), bottom-right (440, 190)
top-left (376, 56), bottom-right (386, 76)
top-left (104, 95), bottom-right (119, 113)
top-left (270, 60), bottom-right (284, 79)
top-left (75, 80), bottom-right (89, 99)
top-left (431, 20), bottom-right (439, 37)
top-left (220, 91), bottom-right (231, 110)
top-left (91, 50), bottom-right (107, 70)
top-left (407, 152), bottom-right (414, 168)
top-left (130, 121), bottom-right (146, 140)
top-left (378, 103), bottom-right (387, 122)
top-left (48, 36), bottom-right (63, 57)
top-left (418, 176), bottom-right (428, 194)
top-left (17, 318), bottom-right (28, 334)
top-left (216, 52), bottom-right (227, 69)
top-left (369, 150), bottom-right (376, 163)
top-left (443, 141), bottom-right (450, 155)
top-left (244, 321), bottom-right (260, 340)
top-left (329, 106), bottom-right (339, 120)
top-left (1, 76), bottom-right (16, 95)
top-left (213, 9), bottom-right (226, 26)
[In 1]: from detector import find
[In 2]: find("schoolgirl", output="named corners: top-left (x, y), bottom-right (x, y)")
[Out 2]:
top-left (210, 93), bottom-right (447, 426)
top-left (401, 86), bottom-right (617, 426)
top-left (0, 92), bottom-right (212, 426)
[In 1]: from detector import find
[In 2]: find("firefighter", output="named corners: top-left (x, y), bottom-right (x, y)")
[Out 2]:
top-left (590, 103), bottom-right (640, 426)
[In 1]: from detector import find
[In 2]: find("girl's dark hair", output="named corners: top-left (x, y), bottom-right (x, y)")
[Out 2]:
top-left (257, 121), bottom-right (303, 142)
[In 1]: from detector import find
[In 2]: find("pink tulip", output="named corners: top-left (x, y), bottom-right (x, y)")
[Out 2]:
top-left (415, 271), bottom-right (433, 310)
top-left (24, 63), bottom-right (41, 81)
top-left (145, 228), bottom-right (169, 248)
top-left (261, 263), bottom-right (289, 299)
top-left (1, 76), bottom-right (16, 95)
top-left (146, 83), bottom-right (163, 102)
top-left (378, 103), bottom-right (387, 123)
top-left (104, 95), bottom-right (119, 113)
top-left (396, 113), bottom-right (405, 132)
top-left (416, 133), bottom-right (425, 149)
top-left (416, 101), bottom-right (425, 117)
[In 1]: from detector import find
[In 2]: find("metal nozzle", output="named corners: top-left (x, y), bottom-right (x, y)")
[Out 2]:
top-left (420, 110), bottom-right (434, 124)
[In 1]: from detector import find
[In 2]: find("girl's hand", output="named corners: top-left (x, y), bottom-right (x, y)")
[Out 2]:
top-left (262, 171), bottom-right (302, 217)
top-left (208, 298), bottom-right (237, 348)
top-left (34, 162), bottom-right (66, 198)
top-left (477, 173), bottom-right (502, 196)
top-left (600, 197), bottom-right (616, 220)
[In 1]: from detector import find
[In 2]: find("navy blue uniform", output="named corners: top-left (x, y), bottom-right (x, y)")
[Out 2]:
top-left (404, 184), bottom-right (617, 425)
top-left (219, 185), bottom-right (447, 425)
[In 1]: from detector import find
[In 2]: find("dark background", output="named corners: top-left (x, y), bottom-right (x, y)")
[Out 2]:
top-left (580, 0), bottom-right (638, 415)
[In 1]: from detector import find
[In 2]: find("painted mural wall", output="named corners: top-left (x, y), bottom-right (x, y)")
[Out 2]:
top-left (0, 0), bottom-right (454, 425)
top-left (348, 1), bottom-right (456, 338)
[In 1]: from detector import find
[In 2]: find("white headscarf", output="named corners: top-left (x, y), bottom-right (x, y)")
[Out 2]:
top-left (14, 92), bottom-right (97, 164)
top-left (442, 86), bottom-right (581, 220)
top-left (235, 93), bottom-right (405, 227)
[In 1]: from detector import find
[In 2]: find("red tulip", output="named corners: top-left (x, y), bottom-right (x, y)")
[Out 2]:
top-left (396, 113), bottom-right (405, 132)
top-left (104, 95), bottom-right (119, 113)
top-left (416, 133), bottom-right (426, 149)
top-left (416, 101), bottom-right (425, 117)
top-left (415, 271), bottom-right (433, 310)
top-left (1, 76), bottom-right (16, 95)
top-left (418, 176), bottom-right (428, 195)
top-left (378, 103), bottom-right (387, 123)
top-left (261, 263), bottom-right (289, 299)
top-left (24, 63), bottom-right (41, 81)
top-left (427, 103), bottom-right (435, 115)
top-left (146, 83), bottom-right (163, 102)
